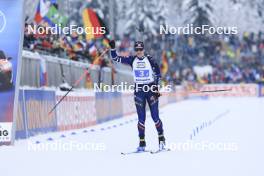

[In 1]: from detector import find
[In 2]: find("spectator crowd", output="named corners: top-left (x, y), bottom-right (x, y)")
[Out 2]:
top-left (23, 22), bottom-right (264, 85)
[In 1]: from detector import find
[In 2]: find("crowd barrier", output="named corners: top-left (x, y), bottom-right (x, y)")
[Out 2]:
top-left (197, 84), bottom-right (259, 97)
top-left (16, 89), bottom-right (57, 139)
top-left (95, 92), bottom-right (123, 123)
top-left (21, 50), bottom-right (133, 88)
top-left (260, 84), bottom-right (264, 97)
top-left (15, 83), bottom-right (263, 139)
top-left (56, 91), bottom-right (97, 131)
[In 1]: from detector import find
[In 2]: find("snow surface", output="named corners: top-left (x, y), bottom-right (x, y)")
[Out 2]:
top-left (1, 97), bottom-right (263, 176)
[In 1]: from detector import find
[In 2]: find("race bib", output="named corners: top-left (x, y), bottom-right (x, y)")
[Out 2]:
top-left (132, 57), bottom-right (154, 84)
top-left (134, 70), bottom-right (149, 78)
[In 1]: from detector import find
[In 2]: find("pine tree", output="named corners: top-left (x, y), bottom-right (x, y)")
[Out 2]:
top-left (255, 0), bottom-right (264, 23)
top-left (120, 0), bottom-right (168, 37)
top-left (185, 0), bottom-right (213, 27)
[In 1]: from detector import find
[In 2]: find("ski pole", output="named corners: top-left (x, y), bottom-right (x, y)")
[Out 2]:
top-left (189, 88), bottom-right (232, 94)
top-left (48, 48), bottom-right (109, 115)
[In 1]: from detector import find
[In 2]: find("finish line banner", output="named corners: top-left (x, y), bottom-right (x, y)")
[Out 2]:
top-left (0, 1), bottom-right (24, 145)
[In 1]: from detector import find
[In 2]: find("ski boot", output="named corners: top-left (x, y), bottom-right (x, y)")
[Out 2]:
top-left (158, 134), bottom-right (166, 150)
top-left (136, 136), bottom-right (146, 152)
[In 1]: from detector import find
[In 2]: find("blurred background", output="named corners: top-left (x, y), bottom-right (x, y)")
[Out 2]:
top-left (22, 0), bottom-right (264, 89)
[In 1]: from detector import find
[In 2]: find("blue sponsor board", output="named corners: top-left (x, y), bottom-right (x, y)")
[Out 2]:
top-left (15, 89), bottom-right (57, 139)
top-left (260, 84), bottom-right (264, 97)
top-left (15, 90), bottom-right (27, 139)
top-left (95, 92), bottom-right (123, 123)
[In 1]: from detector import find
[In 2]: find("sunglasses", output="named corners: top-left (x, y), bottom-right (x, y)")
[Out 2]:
top-left (135, 48), bottom-right (143, 52)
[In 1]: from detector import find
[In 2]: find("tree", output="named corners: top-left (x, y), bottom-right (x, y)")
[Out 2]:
top-left (185, 0), bottom-right (214, 27)
top-left (119, 0), bottom-right (168, 38)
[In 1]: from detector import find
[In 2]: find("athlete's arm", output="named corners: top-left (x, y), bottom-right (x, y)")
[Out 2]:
top-left (109, 40), bottom-right (134, 65)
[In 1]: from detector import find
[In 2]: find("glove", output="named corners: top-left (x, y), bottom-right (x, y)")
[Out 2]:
top-left (152, 84), bottom-right (161, 98)
top-left (109, 40), bottom-right (115, 49)
top-left (154, 91), bottom-right (161, 98)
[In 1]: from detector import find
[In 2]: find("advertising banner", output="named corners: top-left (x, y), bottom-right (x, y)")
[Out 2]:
top-left (260, 84), bottom-right (264, 97)
top-left (56, 91), bottom-right (97, 131)
top-left (23, 89), bottom-right (57, 137)
top-left (0, 0), bottom-right (24, 145)
top-left (95, 92), bottom-right (123, 123)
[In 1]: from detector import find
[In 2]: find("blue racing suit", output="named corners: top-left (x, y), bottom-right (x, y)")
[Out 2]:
top-left (110, 49), bottom-right (164, 138)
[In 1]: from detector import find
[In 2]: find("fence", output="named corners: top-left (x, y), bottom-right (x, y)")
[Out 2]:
top-left (15, 86), bottom-right (188, 139)
top-left (21, 50), bottom-right (133, 88)
top-left (16, 83), bottom-right (263, 140)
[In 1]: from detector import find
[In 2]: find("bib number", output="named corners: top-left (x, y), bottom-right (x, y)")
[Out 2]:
top-left (134, 70), bottom-right (149, 78)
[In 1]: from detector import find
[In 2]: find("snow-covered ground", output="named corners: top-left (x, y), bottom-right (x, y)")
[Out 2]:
top-left (1, 97), bottom-right (263, 176)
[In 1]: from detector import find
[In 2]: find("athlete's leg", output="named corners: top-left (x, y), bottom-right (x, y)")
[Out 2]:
top-left (134, 90), bottom-right (146, 147)
top-left (146, 91), bottom-right (165, 148)
top-left (146, 92), bottom-right (163, 134)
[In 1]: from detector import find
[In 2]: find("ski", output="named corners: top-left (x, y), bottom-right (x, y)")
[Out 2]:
top-left (150, 148), bottom-right (171, 154)
top-left (121, 150), bottom-right (150, 155)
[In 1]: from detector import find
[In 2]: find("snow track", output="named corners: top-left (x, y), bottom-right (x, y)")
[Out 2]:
top-left (1, 97), bottom-right (263, 176)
